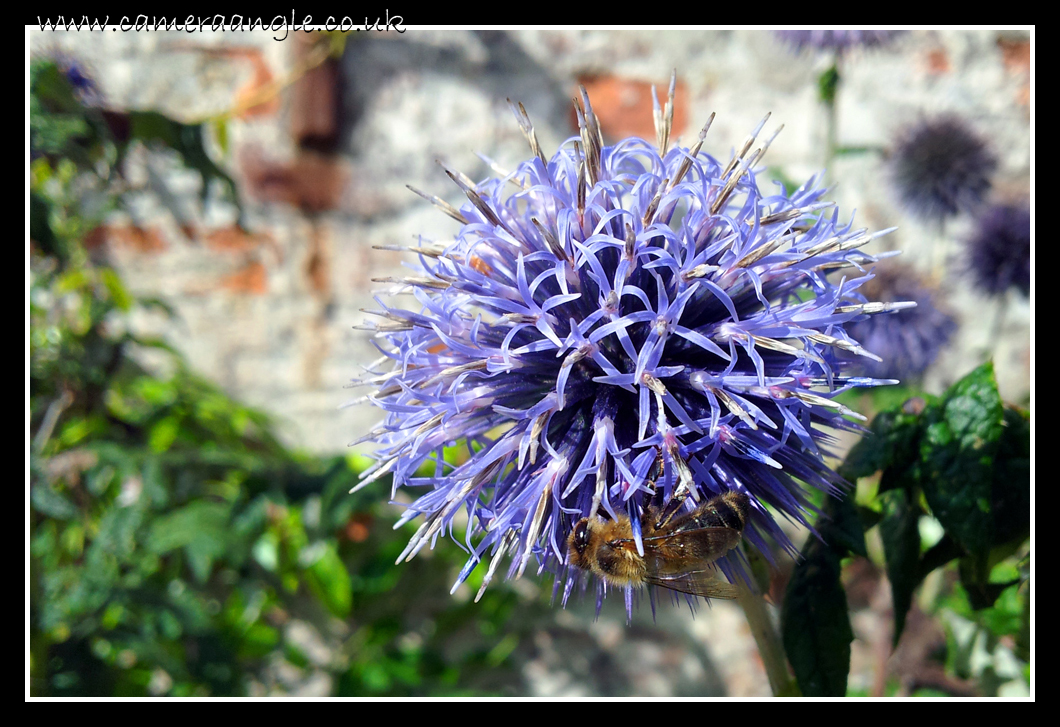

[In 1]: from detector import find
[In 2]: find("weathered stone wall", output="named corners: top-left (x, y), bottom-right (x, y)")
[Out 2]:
top-left (30, 28), bottom-right (1031, 454)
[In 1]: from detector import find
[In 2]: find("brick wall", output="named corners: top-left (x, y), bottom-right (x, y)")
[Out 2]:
top-left (30, 28), bottom-right (1032, 453)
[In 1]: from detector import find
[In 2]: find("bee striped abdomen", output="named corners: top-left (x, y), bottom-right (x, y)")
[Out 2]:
top-left (662, 491), bottom-right (749, 535)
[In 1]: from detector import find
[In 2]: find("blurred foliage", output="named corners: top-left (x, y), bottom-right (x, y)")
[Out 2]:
top-left (782, 363), bottom-right (1030, 697)
top-left (29, 58), bottom-right (543, 697)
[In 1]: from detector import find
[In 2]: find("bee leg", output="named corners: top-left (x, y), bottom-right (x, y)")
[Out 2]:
top-left (639, 479), bottom-right (656, 512)
top-left (654, 485), bottom-right (692, 529)
top-left (654, 439), bottom-right (696, 529)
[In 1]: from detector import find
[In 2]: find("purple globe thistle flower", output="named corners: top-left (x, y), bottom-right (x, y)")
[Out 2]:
top-left (48, 54), bottom-right (101, 105)
top-left (62, 62), bottom-right (96, 95)
top-left (890, 116), bottom-right (997, 223)
top-left (842, 263), bottom-right (956, 381)
top-left (965, 203), bottom-right (1031, 298)
top-left (352, 79), bottom-right (904, 611)
top-left (775, 30), bottom-right (906, 53)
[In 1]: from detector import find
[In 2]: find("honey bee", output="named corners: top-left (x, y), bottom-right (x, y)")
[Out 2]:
top-left (566, 491), bottom-right (750, 599)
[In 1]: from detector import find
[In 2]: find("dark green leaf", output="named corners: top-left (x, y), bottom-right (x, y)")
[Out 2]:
top-left (126, 111), bottom-right (241, 211)
top-left (838, 400), bottom-right (928, 485)
top-left (30, 192), bottom-right (59, 256)
top-left (1015, 584), bottom-right (1029, 662)
top-left (856, 505), bottom-right (883, 531)
top-left (958, 556), bottom-right (1017, 611)
top-left (838, 411), bottom-right (896, 482)
top-left (782, 536), bottom-right (853, 696)
top-left (821, 493), bottom-right (867, 558)
top-left (991, 406), bottom-right (1030, 545)
top-left (817, 64), bottom-right (841, 105)
top-left (917, 534), bottom-right (965, 580)
top-left (919, 362), bottom-right (1004, 559)
top-left (879, 489), bottom-right (922, 647)
top-left (147, 501), bottom-right (230, 555)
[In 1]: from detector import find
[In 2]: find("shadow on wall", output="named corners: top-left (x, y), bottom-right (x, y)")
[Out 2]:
top-left (339, 30), bottom-right (573, 154)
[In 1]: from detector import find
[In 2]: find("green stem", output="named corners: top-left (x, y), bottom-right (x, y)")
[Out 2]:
top-left (736, 585), bottom-right (800, 696)
top-left (931, 218), bottom-right (949, 285)
top-left (988, 294), bottom-right (1009, 360)
top-left (819, 58), bottom-right (841, 180)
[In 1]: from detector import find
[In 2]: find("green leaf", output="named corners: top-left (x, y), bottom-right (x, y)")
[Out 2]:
top-left (30, 192), bottom-right (60, 257)
top-left (148, 416), bottom-right (181, 453)
top-left (879, 489), bottom-right (922, 647)
top-left (100, 269), bottom-right (132, 311)
top-left (917, 534), bottom-right (965, 580)
top-left (958, 556), bottom-right (1017, 611)
top-left (782, 536), bottom-right (853, 696)
top-left (31, 484), bottom-right (79, 520)
top-left (146, 500), bottom-right (230, 582)
top-left (817, 64), bottom-right (841, 105)
top-left (211, 117), bottom-right (229, 156)
top-left (1015, 583), bottom-right (1029, 662)
top-left (126, 111), bottom-right (240, 211)
top-left (838, 399), bottom-right (928, 485)
top-left (147, 500), bottom-right (230, 571)
top-left (821, 493), bottom-right (867, 558)
top-left (300, 541), bottom-right (352, 618)
top-left (856, 505), bottom-right (883, 531)
top-left (991, 406), bottom-right (1030, 545)
top-left (919, 362), bottom-right (1004, 560)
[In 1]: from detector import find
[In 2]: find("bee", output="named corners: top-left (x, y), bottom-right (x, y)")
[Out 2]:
top-left (566, 491), bottom-right (750, 599)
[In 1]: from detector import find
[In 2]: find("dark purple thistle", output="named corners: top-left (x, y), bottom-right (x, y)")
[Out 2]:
top-left (52, 55), bottom-right (101, 105)
top-left (775, 30), bottom-right (906, 52)
top-left (843, 264), bottom-right (956, 381)
top-left (966, 203), bottom-right (1031, 298)
top-left (890, 116), bottom-right (997, 223)
top-left (351, 80), bottom-right (905, 611)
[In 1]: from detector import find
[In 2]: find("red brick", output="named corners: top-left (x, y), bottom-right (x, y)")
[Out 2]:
top-left (85, 224), bottom-right (167, 253)
top-left (220, 260), bottom-right (267, 294)
top-left (924, 48), bottom-right (951, 75)
top-left (574, 75), bottom-right (689, 143)
top-left (997, 36), bottom-right (1030, 108)
top-left (997, 37), bottom-right (1030, 75)
top-left (204, 225), bottom-right (273, 253)
top-left (231, 48), bottom-right (282, 119)
top-left (290, 36), bottom-right (341, 151)
top-left (240, 149), bottom-right (348, 213)
top-left (305, 224), bottom-right (331, 296)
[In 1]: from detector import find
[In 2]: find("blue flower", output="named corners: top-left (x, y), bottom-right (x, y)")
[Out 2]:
top-left (843, 263), bottom-right (956, 381)
top-left (353, 81), bottom-right (903, 609)
top-left (775, 30), bottom-right (906, 53)
top-left (890, 116), bottom-right (997, 223)
top-left (50, 54), bottom-right (101, 105)
top-left (966, 203), bottom-right (1031, 298)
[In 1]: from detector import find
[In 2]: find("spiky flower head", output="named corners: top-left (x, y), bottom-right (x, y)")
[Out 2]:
top-left (842, 263), bottom-right (956, 381)
top-left (890, 116), bottom-right (997, 223)
top-left (965, 202), bottom-right (1031, 298)
top-left (353, 77), bottom-right (904, 611)
top-left (775, 30), bottom-right (906, 53)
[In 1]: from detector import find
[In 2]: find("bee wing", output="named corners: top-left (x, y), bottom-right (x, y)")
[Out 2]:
top-left (638, 525), bottom-right (744, 599)
top-left (643, 569), bottom-right (740, 600)
top-left (642, 526), bottom-right (744, 574)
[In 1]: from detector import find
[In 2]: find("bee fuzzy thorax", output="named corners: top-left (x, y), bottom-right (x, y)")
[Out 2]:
top-left (567, 515), bottom-right (647, 587)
